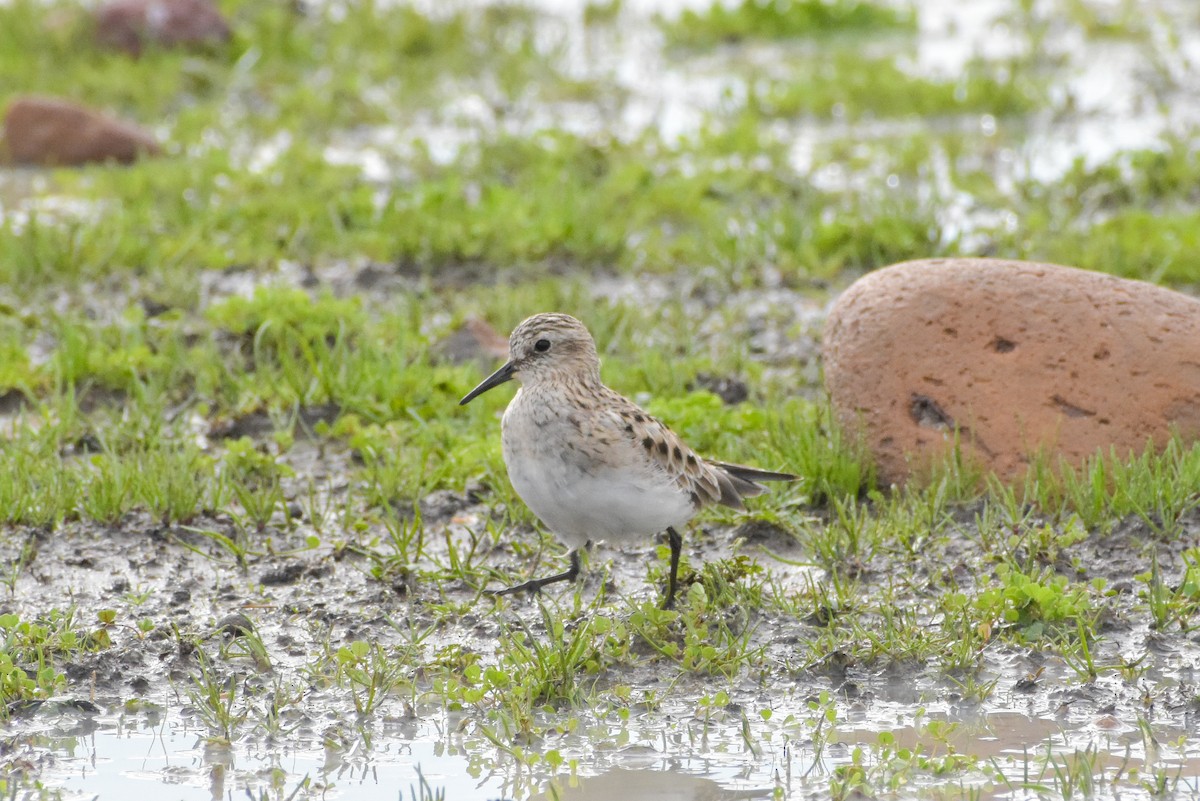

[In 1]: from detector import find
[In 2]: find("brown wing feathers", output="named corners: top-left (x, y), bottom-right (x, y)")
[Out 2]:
top-left (706, 460), bottom-right (796, 510)
top-left (603, 386), bottom-right (796, 512)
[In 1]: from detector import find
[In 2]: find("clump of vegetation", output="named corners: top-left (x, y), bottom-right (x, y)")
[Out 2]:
top-left (748, 54), bottom-right (1045, 120)
top-left (660, 0), bottom-right (916, 49)
top-left (0, 610), bottom-right (117, 714)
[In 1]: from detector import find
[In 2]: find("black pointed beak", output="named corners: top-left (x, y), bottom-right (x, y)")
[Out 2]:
top-left (459, 360), bottom-right (517, 405)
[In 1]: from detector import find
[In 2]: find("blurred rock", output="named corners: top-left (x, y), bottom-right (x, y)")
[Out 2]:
top-left (3, 96), bottom-right (161, 166)
top-left (692, 372), bottom-right (749, 405)
top-left (823, 258), bottom-right (1200, 486)
top-left (433, 318), bottom-right (510, 366)
top-left (95, 0), bottom-right (231, 56)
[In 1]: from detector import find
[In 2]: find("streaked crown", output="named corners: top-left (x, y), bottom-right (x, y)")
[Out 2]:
top-left (507, 313), bottom-right (601, 383)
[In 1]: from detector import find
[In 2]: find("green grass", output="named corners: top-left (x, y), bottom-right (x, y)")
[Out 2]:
top-left (660, 0), bottom-right (916, 49)
top-left (0, 0), bottom-right (569, 125)
top-left (0, 248), bottom-right (1195, 715)
top-left (3, 0), bottom-right (1200, 797)
top-left (0, 123), bottom-right (949, 295)
top-left (0, 609), bottom-right (109, 714)
top-left (0, 283), bottom-right (866, 533)
top-left (6, 0), bottom-right (1194, 297)
top-left (746, 53), bottom-right (1046, 120)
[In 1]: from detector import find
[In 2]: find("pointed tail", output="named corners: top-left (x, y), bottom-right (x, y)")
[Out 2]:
top-left (706, 460), bottom-right (798, 509)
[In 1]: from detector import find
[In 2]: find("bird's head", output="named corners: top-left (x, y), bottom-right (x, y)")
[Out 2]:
top-left (459, 313), bottom-right (600, 405)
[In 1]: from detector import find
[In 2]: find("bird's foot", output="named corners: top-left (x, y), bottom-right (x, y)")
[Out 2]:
top-left (485, 551), bottom-right (581, 599)
top-left (484, 576), bottom-right (560, 598)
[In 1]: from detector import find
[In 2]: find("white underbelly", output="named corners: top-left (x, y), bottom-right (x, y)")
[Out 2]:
top-left (503, 443), bottom-right (694, 549)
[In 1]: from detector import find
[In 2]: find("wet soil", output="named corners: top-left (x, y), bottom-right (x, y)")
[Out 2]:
top-left (4, 435), bottom-right (1200, 799)
top-left (5, 0), bottom-right (1200, 795)
top-left (2, 247), bottom-right (1200, 799)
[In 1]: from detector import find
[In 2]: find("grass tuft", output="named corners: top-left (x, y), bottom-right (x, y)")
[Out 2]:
top-left (660, 0), bottom-right (915, 49)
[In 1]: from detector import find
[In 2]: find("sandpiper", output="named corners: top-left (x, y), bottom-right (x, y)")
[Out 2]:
top-left (459, 313), bottom-right (797, 609)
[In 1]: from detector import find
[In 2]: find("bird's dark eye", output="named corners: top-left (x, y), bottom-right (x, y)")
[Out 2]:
top-left (534, 339), bottom-right (551, 352)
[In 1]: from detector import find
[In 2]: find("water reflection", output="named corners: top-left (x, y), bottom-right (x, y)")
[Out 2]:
top-left (530, 767), bottom-right (770, 801)
top-left (6, 690), bottom-right (1200, 800)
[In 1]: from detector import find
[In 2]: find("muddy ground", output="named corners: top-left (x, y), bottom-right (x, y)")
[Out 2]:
top-left (4, 408), bottom-right (1200, 799)
top-left (4, 0), bottom-right (1200, 795)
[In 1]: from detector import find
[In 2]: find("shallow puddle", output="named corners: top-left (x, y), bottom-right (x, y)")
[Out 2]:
top-left (15, 692), bottom-right (1200, 799)
top-left (12, 703), bottom-right (782, 800)
top-left (22, 718), bottom-right (513, 799)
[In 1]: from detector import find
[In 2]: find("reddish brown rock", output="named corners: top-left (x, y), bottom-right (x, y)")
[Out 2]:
top-left (95, 0), bottom-right (231, 56)
top-left (433, 318), bottom-right (511, 366)
top-left (823, 258), bottom-right (1200, 486)
top-left (3, 96), bottom-right (161, 166)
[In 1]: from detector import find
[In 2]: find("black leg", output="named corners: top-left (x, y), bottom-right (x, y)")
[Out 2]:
top-left (488, 549), bottom-right (581, 598)
top-left (663, 527), bottom-right (682, 610)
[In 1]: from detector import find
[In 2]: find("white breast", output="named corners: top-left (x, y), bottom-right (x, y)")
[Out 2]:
top-left (500, 389), bottom-right (696, 549)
